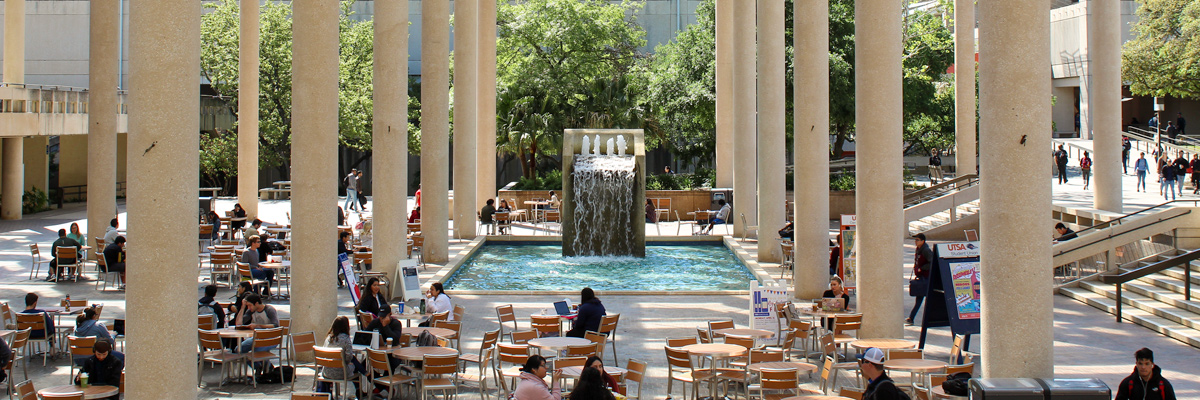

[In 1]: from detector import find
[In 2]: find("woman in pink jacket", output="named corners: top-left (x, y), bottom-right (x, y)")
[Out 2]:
top-left (514, 355), bottom-right (563, 400)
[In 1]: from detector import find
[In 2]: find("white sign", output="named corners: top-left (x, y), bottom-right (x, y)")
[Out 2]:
top-left (936, 242), bottom-right (981, 258)
top-left (750, 280), bottom-right (793, 343)
top-left (840, 214), bottom-right (857, 226)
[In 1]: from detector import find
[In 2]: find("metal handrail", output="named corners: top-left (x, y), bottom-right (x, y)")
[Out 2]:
top-left (1060, 200), bottom-right (1200, 246)
top-left (903, 174), bottom-right (979, 207)
top-left (1127, 126), bottom-right (1200, 149)
top-left (1100, 248), bottom-right (1197, 323)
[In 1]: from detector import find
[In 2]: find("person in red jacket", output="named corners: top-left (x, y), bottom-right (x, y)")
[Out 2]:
top-left (1115, 348), bottom-right (1176, 400)
top-left (906, 233), bottom-right (933, 325)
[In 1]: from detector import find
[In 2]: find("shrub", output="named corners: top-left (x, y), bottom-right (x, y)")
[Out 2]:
top-left (22, 187), bottom-right (50, 215)
top-left (830, 172), bottom-right (855, 191)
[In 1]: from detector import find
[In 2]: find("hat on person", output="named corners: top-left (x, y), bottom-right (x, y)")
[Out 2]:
top-left (857, 347), bottom-right (886, 364)
top-left (911, 233), bottom-right (926, 241)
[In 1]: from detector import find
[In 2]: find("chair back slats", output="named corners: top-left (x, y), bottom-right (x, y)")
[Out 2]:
top-left (750, 348), bottom-right (784, 363)
top-left (945, 362), bottom-right (975, 376)
top-left (724, 334), bottom-right (755, 349)
top-left (889, 349), bottom-right (923, 360)
top-left (556, 356), bottom-right (587, 369)
top-left (293, 331), bottom-right (317, 355)
top-left (480, 329), bottom-right (500, 349)
top-left (67, 335), bottom-right (97, 357)
top-left (423, 353), bottom-right (459, 375)
top-left (625, 359), bottom-right (647, 383)
top-left (367, 348), bottom-right (392, 373)
top-left (198, 314), bottom-right (216, 330)
top-left (453, 304), bottom-right (466, 322)
top-left (198, 329), bottom-right (224, 351)
top-left (759, 369), bottom-right (799, 390)
top-left (16, 379), bottom-right (34, 400)
top-left (566, 344), bottom-right (597, 358)
top-left (55, 246), bottom-right (78, 261)
top-left (531, 315), bottom-right (561, 337)
top-left (496, 304), bottom-right (516, 324)
top-left (291, 393), bottom-right (333, 400)
top-left (15, 314), bottom-right (44, 331)
top-left (252, 326), bottom-right (286, 348)
top-left (599, 314), bottom-right (619, 334)
top-left (664, 346), bottom-right (695, 370)
top-left (497, 343), bottom-right (530, 365)
top-left (433, 320), bottom-right (461, 337)
top-left (313, 346), bottom-right (345, 370)
top-left (839, 387), bottom-right (865, 400)
top-left (11, 329), bottom-right (30, 351)
top-left (667, 337), bottom-right (697, 347)
top-left (510, 330), bottom-right (537, 345)
top-left (696, 327), bottom-right (712, 343)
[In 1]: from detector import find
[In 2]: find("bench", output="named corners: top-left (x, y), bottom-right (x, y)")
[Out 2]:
top-left (259, 188), bottom-right (291, 200)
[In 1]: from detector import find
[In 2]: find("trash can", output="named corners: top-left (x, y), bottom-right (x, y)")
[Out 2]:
top-left (198, 196), bottom-right (214, 217)
top-left (710, 188), bottom-right (733, 209)
top-left (1039, 378), bottom-right (1111, 399)
top-left (969, 378), bottom-right (1045, 399)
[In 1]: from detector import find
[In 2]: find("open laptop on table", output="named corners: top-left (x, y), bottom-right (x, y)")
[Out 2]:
top-left (553, 300), bottom-right (574, 316)
top-left (818, 297), bottom-right (847, 312)
top-left (351, 330), bottom-right (379, 351)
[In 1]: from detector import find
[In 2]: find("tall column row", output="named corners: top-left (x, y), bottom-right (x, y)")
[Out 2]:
top-left (453, 0), bottom-right (479, 240)
top-left (714, 0), bottom-right (734, 189)
top-left (2, 0), bottom-right (26, 220)
top-left (756, 0), bottom-right (784, 263)
top-left (1091, 0), bottom-right (1122, 212)
top-left (238, 0), bottom-right (260, 217)
top-left (477, 0), bottom-right (499, 213)
top-left (372, 0), bottom-right (410, 282)
top-left (732, 1), bottom-right (757, 238)
top-left (422, 0), bottom-right (451, 263)
top-left (125, 0), bottom-right (200, 397)
top-left (87, 0), bottom-right (119, 241)
top-left (793, 0), bottom-right (831, 299)
top-left (954, 0), bottom-right (976, 177)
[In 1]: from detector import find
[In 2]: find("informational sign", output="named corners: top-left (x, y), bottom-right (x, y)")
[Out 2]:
top-left (340, 253), bottom-right (361, 306)
top-left (918, 241), bottom-right (981, 350)
top-left (948, 261), bottom-right (981, 319)
top-left (393, 259), bottom-right (422, 302)
top-left (838, 215), bottom-right (858, 290)
top-left (750, 280), bottom-right (793, 342)
top-left (936, 242), bottom-right (980, 258)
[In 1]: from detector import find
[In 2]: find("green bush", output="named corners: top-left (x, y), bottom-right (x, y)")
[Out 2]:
top-left (513, 169), bottom-right (564, 191)
top-left (830, 172), bottom-right (855, 191)
top-left (22, 187), bottom-right (50, 215)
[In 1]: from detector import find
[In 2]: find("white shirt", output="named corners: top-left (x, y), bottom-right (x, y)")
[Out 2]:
top-left (103, 226), bottom-right (120, 244)
top-left (427, 293), bottom-right (454, 320)
top-left (715, 203), bottom-right (732, 221)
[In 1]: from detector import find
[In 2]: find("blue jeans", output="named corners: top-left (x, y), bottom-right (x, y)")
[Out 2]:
top-left (1177, 178), bottom-right (1185, 196)
top-left (238, 338), bottom-right (278, 369)
top-left (344, 188), bottom-right (358, 211)
top-left (1137, 170), bottom-right (1146, 191)
top-left (908, 295), bottom-right (925, 321)
top-left (1164, 180), bottom-right (1176, 200)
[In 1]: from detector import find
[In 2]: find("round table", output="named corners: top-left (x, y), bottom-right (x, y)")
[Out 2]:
top-left (561, 365), bottom-right (627, 378)
top-left (714, 328), bottom-right (775, 339)
top-left (798, 309), bottom-right (860, 319)
top-left (932, 386), bottom-right (968, 399)
top-left (216, 327), bottom-right (255, 339)
top-left (850, 338), bottom-right (917, 351)
top-left (259, 261), bottom-right (290, 270)
top-left (38, 385), bottom-right (119, 399)
top-left (682, 344), bottom-right (746, 398)
top-left (391, 346), bottom-right (458, 361)
top-left (780, 396), bottom-right (853, 400)
top-left (401, 327), bottom-right (456, 339)
top-left (747, 361), bottom-right (818, 373)
top-left (884, 359), bottom-right (947, 373)
top-left (528, 337), bottom-right (592, 351)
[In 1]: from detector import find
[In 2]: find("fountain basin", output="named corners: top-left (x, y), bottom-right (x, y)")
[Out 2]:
top-left (445, 242), bottom-right (754, 291)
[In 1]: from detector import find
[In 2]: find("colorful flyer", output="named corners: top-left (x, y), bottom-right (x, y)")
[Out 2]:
top-left (949, 261), bottom-right (981, 319)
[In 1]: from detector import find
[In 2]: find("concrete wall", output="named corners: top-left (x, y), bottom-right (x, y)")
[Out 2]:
top-left (57, 133), bottom-right (127, 197)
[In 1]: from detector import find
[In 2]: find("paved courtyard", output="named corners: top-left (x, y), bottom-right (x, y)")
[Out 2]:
top-left (0, 164), bottom-right (1197, 398)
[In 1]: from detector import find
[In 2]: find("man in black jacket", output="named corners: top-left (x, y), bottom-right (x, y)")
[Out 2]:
top-left (1115, 347), bottom-right (1176, 400)
top-left (860, 347), bottom-right (909, 400)
top-left (75, 341), bottom-right (123, 399)
top-left (906, 233), bottom-right (933, 325)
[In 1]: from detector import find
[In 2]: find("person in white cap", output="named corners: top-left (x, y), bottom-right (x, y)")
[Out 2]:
top-left (859, 347), bottom-right (908, 400)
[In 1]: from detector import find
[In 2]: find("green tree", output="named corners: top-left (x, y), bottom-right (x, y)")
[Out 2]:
top-left (1122, 0), bottom-right (1200, 99)
top-left (494, 0), bottom-right (648, 179)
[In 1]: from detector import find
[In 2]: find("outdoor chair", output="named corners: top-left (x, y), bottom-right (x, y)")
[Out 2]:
top-left (622, 358), bottom-right (647, 400)
top-left (367, 348), bottom-right (416, 400)
top-left (495, 212), bottom-right (512, 235)
top-left (291, 393), bottom-right (331, 400)
top-left (839, 387), bottom-right (865, 400)
top-left (289, 331), bottom-right (317, 391)
top-left (509, 330), bottom-right (537, 345)
top-left (456, 346), bottom-right (495, 400)
top-left (9, 329), bottom-right (30, 382)
top-left (206, 252), bottom-right (235, 288)
top-left (14, 379), bottom-right (34, 400)
top-left (675, 210), bottom-right (699, 236)
top-left (434, 320), bottom-right (462, 350)
top-left (16, 314), bottom-right (51, 367)
top-left (530, 315), bottom-right (561, 338)
top-left (708, 319), bottom-right (735, 340)
top-left (246, 327), bottom-right (286, 388)
top-left (420, 353), bottom-right (460, 400)
top-left (584, 331), bottom-right (608, 361)
top-left (459, 329), bottom-right (499, 373)
top-left (66, 336), bottom-right (96, 385)
top-left (313, 346), bottom-right (358, 399)
top-left (752, 369), bottom-right (806, 400)
top-left (197, 329), bottom-right (248, 388)
top-left (27, 244), bottom-right (50, 281)
top-left (667, 337), bottom-right (698, 348)
top-left (53, 246), bottom-right (82, 282)
top-left (779, 241), bottom-right (795, 279)
top-left (598, 313), bottom-right (620, 364)
top-left (665, 345), bottom-right (715, 400)
top-left (236, 262), bottom-right (269, 295)
top-left (496, 343), bottom-right (531, 396)
top-left (495, 305), bottom-right (518, 338)
top-left (740, 213), bottom-right (758, 241)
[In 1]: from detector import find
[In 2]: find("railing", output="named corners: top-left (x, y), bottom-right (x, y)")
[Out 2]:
top-left (55, 182), bottom-right (127, 208)
top-left (1124, 127), bottom-right (1200, 161)
top-left (903, 174), bottom-right (978, 207)
top-left (1099, 248), bottom-right (1198, 323)
top-left (1052, 202), bottom-right (1197, 287)
top-left (1060, 200), bottom-right (1200, 245)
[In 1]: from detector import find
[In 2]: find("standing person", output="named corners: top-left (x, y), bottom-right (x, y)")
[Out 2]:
top-left (1177, 112), bottom-right (1187, 136)
top-left (1149, 114), bottom-right (1159, 134)
top-left (1135, 152), bottom-right (1150, 192)
top-left (344, 168), bottom-right (359, 212)
top-left (928, 148), bottom-right (943, 185)
top-left (1172, 151), bottom-right (1189, 197)
top-left (1080, 151), bottom-right (1093, 190)
top-left (1054, 145), bottom-right (1069, 185)
top-left (1122, 137), bottom-right (1132, 174)
top-left (566, 287), bottom-right (606, 338)
top-left (1191, 154), bottom-right (1200, 195)
top-left (1161, 157), bottom-right (1178, 201)
top-left (906, 233), bottom-right (933, 326)
top-left (415, 184), bottom-right (422, 208)
top-left (859, 347), bottom-right (906, 400)
top-left (1165, 122), bottom-right (1178, 142)
top-left (1114, 347), bottom-right (1176, 400)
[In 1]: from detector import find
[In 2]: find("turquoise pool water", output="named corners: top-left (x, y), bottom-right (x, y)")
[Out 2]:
top-left (446, 243), bottom-right (754, 291)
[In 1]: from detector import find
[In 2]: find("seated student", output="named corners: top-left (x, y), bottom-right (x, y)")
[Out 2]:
top-left (234, 294), bottom-right (280, 369)
top-left (514, 355), bottom-right (563, 400)
top-left (243, 219), bottom-right (263, 244)
top-left (20, 293), bottom-right (55, 343)
top-left (701, 199), bottom-right (732, 235)
top-left (1054, 222), bottom-right (1077, 242)
top-left (778, 221), bottom-right (794, 240)
top-left (242, 235), bottom-right (274, 296)
top-left (74, 341), bottom-right (122, 400)
top-left (73, 306), bottom-right (124, 365)
top-left (103, 218), bottom-right (121, 245)
top-left (822, 276), bottom-right (851, 309)
top-left (198, 284), bottom-right (227, 329)
top-left (418, 283), bottom-right (453, 327)
top-left (408, 206), bottom-right (421, 223)
top-left (317, 316), bottom-right (364, 395)
top-left (566, 287), bottom-right (606, 338)
top-left (49, 228), bottom-right (83, 281)
top-left (102, 236), bottom-right (127, 286)
top-left (366, 310), bottom-right (404, 348)
top-left (481, 199), bottom-right (497, 232)
top-left (0, 333), bottom-right (10, 385)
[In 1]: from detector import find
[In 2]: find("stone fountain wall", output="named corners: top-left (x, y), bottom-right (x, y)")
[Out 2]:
top-left (562, 129), bottom-right (646, 257)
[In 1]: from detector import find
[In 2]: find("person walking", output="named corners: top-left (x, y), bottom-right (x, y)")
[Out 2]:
top-left (1080, 151), bottom-right (1092, 190)
top-left (1177, 112), bottom-right (1187, 136)
top-left (1161, 157), bottom-right (1177, 201)
top-left (344, 168), bottom-right (359, 212)
top-left (1135, 152), bottom-right (1149, 192)
top-left (905, 233), bottom-right (933, 326)
top-left (1054, 145), bottom-right (1069, 185)
top-left (1191, 154), bottom-right (1200, 195)
top-left (1172, 151), bottom-right (1189, 197)
top-left (1122, 137), bottom-right (1131, 174)
top-left (928, 148), bottom-right (943, 185)
top-left (1165, 122), bottom-right (1178, 143)
top-left (1114, 348), bottom-right (1176, 400)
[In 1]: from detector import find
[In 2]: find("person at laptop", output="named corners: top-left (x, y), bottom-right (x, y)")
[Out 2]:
top-left (418, 282), bottom-right (453, 327)
top-left (566, 287), bottom-right (606, 338)
top-left (317, 316), bottom-right (364, 395)
top-left (822, 276), bottom-right (851, 309)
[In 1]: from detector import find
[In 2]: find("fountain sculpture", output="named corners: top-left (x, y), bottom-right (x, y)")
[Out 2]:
top-left (562, 129), bottom-right (646, 257)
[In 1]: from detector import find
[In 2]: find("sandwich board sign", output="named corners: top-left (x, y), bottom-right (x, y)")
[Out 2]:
top-left (917, 241), bottom-right (981, 358)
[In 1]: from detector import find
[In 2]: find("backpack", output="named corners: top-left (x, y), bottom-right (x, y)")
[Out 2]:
top-left (941, 372), bottom-right (972, 396)
top-left (416, 330), bottom-right (439, 347)
top-left (255, 364), bottom-right (294, 384)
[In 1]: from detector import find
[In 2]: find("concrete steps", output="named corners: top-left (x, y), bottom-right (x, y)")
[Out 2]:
top-left (908, 200), bottom-right (980, 235)
top-left (1062, 257), bottom-right (1200, 349)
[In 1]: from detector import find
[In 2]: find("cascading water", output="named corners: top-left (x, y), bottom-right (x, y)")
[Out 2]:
top-left (570, 154), bottom-right (637, 256)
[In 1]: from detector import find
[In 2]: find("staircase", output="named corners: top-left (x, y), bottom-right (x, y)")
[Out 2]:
top-left (1061, 251), bottom-right (1200, 348)
top-left (907, 200), bottom-right (979, 236)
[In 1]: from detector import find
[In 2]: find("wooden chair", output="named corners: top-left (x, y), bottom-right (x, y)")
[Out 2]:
top-left (820, 334), bottom-right (860, 393)
top-left (839, 387), bottom-right (866, 400)
top-left (53, 246), bottom-right (82, 282)
top-left (665, 346), bottom-right (714, 400)
top-left (16, 314), bottom-right (51, 366)
top-left (555, 356), bottom-right (588, 390)
top-left (14, 379), bottom-right (34, 400)
top-left (540, 210), bottom-right (562, 234)
top-left (291, 393), bottom-right (332, 400)
top-left (246, 327), bottom-right (286, 388)
top-left (496, 343), bottom-right (531, 397)
top-left (66, 336), bottom-right (96, 385)
top-left (434, 320), bottom-right (462, 350)
top-left (27, 244), bottom-right (50, 281)
top-left (9, 329), bottom-right (29, 381)
top-left (290, 331), bottom-right (317, 391)
top-left (696, 327), bottom-right (713, 344)
top-left (356, 311), bottom-right (375, 331)
top-left (584, 330), bottom-right (609, 360)
top-left (832, 314), bottom-right (862, 353)
top-left (722, 349), bottom-right (785, 396)
top-left (496, 305), bottom-right (518, 338)
top-left (236, 262), bottom-right (269, 295)
top-left (598, 313), bottom-right (620, 364)
top-left (410, 234), bottom-right (425, 268)
top-left (622, 359), bottom-right (648, 400)
top-left (367, 348), bottom-right (416, 400)
top-left (890, 348), bottom-right (924, 359)
top-left (453, 304), bottom-right (467, 322)
top-left (509, 330), bottom-right (537, 345)
top-left (779, 241), bottom-right (795, 279)
top-left (0, 302), bottom-right (15, 330)
top-left (208, 252), bottom-right (236, 288)
top-left (456, 345), bottom-right (495, 400)
top-left (530, 315), bottom-right (561, 338)
top-left (93, 255), bottom-right (120, 291)
top-left (313, 346), bottom-right (357, 399)
top-left (763, 329), bottom-right (799, 361)
top-left (753, 368), bottom-right (804, 400)
top-left (675, 210), bottom-right (699, 236)
top-left (566, 343), bottom-right (598, 358)
top-left (197, 329), bottom-right (248, 388)
top-left (708, 319), bottom-right (735, 340)
top-left (421, 354), bottom-right (460, 399)
top-left (667, 337), bottom-right (698, 347)
top-left (459, 329), bottom-right (499, 373)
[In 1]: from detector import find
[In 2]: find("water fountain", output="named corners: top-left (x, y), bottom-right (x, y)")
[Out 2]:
top-left (561, 129), bottom-right (646, 257)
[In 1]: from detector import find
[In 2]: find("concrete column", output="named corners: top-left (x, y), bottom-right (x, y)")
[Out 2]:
top-left (126, 0), bottom-right (199, 397)
top-left (1090, 0), bottom-right (1122, 212)
top-left (88, 0), bottom-right (119, 243)
top-left (238, 0), bottom-right (260, 217)
top-left (453, 0), bottom-right (478, 240)
top-left (422, 0), bottom-right (450, 263)
top-left (3, 0), bottom-right (24, 83)
top-left (978, 0), bottom-right (1053, 379)
top-left (854, 0), bottom-right (904, 339)
top-left (373, 0), bottom-right (409, 279)
top-left (714, 0), bottom-right (734, 188)
top-left (2, 0), bottom-right (25, 221)
top-left (954, 0), bottom-right (976, 176)
top-left (1, 139), bottom-right (21, 220)
top-left (477, 0), bottom-right (498, 209)
top-left (732, 0), bottom-right (757, 237)
top-left (756, 0), bottom-right (783, 262)
top-left (793, 0), bottom-right (830, 299)
top-left (23, 137), bottom-right (47, 193)
top-left (290, 0), bottom-right (339, 340)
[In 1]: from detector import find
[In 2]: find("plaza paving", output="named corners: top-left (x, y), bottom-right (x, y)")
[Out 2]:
top-left (0, 158), bottom-right (1198, 398)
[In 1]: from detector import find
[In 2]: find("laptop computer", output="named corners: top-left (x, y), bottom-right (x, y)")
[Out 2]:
top-left (553, 300), bottom-right (572, 316)
top-left (819, 297), bottom-right (846, 312)
top-left (351, 330), bottom-right (379, 351)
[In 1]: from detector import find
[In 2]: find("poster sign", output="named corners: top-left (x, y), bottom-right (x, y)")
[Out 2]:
top-left (750, 280), bottom-right (793, 342)
top-left (917, 241), bottom-right (981, 349)
top-left (948, 261), bottom-right (981, 319)
top-left (340, 253), bottom-right (361, 306)
top-left (936, 242), bottom-right (980, 258)
top-left (839, 214), bottom-right (858, 290)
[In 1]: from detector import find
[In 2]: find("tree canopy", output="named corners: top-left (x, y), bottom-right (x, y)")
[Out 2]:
top-left (1122, 0), bottom-right (1200, 99)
